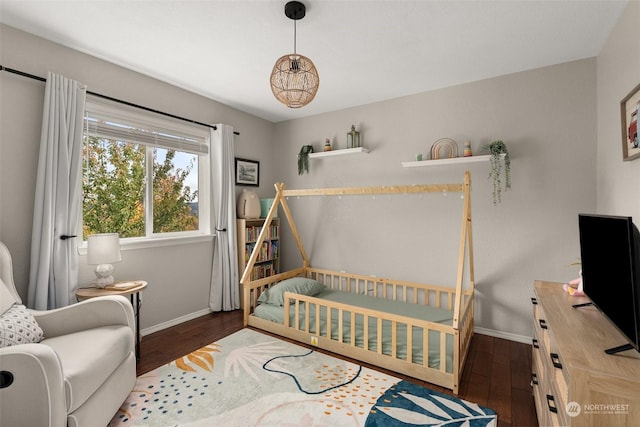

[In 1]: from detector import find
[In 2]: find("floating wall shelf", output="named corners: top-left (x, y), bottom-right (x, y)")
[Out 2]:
top-left (401, 154), bottom-right (504, 168)
top-left (309, 147), bottom-right (369, 159)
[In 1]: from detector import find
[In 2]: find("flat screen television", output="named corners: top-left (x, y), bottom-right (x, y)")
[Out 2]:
top-left (578, 214), bottom-right (640, 354)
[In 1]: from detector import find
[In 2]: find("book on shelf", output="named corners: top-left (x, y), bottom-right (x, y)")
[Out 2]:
top-left (269, 223), bottom-right (279, 239)
top-left (251, 262), bottom-right (276, 280)
top-left (245, 241), bottom-right (280, 263)
top-left (104, 280), bottom-right (145, 291)
top-left (244, 221), bottom-right (279, 243)
top-left (244, 243), bottom-right (253, 263)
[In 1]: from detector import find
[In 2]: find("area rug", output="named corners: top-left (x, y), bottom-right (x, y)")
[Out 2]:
top-left (109, 328), bottom-right (496, 426)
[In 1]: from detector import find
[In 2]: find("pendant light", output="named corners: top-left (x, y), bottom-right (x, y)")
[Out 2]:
top-left (270, 1), bottom-right (319, 109)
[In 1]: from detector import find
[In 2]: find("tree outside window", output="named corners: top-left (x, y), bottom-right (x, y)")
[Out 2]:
top-left (82, 136), bottom-right (199, 239)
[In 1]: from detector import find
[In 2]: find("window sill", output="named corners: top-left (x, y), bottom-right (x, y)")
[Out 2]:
top-left (77, 234), bottom-right (214, 255)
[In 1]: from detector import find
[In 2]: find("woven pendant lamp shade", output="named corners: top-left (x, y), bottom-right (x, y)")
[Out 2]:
top-left (270, 1), bottom-right (319, 109)
top-left (270, 53), bottom-right (319, 108)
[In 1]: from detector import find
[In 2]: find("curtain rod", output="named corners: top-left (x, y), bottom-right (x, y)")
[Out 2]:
top-left (0, 65), bottom-right (240, 136)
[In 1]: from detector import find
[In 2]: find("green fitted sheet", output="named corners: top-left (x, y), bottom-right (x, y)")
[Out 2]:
top-left (252, 289), bottom-right (455, 373)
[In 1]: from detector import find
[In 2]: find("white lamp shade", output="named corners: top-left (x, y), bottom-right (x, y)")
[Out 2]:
top-left (87, 233), bottom-right (122, 265)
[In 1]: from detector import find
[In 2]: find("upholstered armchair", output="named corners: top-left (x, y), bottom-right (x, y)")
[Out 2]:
top-left (0, 242), bottom-right (136, 427)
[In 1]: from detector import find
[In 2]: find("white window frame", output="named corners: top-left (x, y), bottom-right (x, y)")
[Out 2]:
top-left (80, 96), bottom-right (212, 250)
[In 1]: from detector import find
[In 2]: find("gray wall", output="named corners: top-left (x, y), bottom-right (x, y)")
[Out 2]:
top-left (597, 1), bottom-right (640, 219)
top-left (0, 24), bottom-right (275, 332)
top-left (273, 59), bottom-right (597, 341)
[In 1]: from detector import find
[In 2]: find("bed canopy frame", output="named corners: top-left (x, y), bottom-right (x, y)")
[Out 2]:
top-left (241, 171), bottom-right (474, 393)
top-left (242, 171), bottom-right (474, 326)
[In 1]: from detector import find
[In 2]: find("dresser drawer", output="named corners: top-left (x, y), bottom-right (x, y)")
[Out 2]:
top-left (531, 331), bottom-right (549, 426)
top-left (532, 297), bottom-right (551, 352)
top-left (533, 297), bottom-right (570, 392)
top-left (532, 295), bottom-right (568, 426)
top-left (548, 346), bottom-right (569, 425)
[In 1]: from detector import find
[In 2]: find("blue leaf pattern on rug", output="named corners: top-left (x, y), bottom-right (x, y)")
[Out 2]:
top-left (365, 380), bottom-right (496, 427)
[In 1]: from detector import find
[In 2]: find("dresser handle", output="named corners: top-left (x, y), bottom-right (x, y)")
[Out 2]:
top-left (532, 338), bottom-right (539, 349)
top-left (539, 319), bottom-right (548, 329)
top-left (546, 394), bottom-right (558, 413)
top-left (531, 373), bottom-right (538, 385)
top-left (550, 353), bottom-right (563, 369)
top-left (531, 297), bottom-right (538, 305)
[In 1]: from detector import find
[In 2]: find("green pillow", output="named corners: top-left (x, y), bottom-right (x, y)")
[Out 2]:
top-left (257, 277), bottom-right (325, 306)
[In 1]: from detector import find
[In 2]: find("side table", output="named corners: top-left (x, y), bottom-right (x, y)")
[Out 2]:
top-left (76, 281), bottom-right (147, 361)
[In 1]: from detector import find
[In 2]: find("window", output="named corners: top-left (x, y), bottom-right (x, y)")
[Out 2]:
top-left (82, 97), bottom-right (210, 241)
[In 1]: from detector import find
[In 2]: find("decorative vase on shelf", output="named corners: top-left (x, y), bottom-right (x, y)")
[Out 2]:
top-left (347, 125), bottom-right (361, 148)
top-left (324, 138), bottom-right (332, 151)
top-left (463, 140), bottom-right (472, 157)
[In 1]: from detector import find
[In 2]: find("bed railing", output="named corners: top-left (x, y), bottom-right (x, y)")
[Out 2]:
top-left (243, 268), bottom-right (306, 326)
top-left (243, 267), bottom-right (474, 393)
top-left (305, 267), bottom-right (469, 311)
top-left (456, 290), bottom-right (475, 377)
top-left (282, 290), bottom-right (455, 377)
top-left (243, 266), bottom-right (473, 332)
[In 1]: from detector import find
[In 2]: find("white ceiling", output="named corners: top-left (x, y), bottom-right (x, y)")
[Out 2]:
top-left (0, 0), bottom-right (628, 123)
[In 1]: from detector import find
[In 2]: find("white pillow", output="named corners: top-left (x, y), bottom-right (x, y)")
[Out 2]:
top-left (0, 304), bottom-right (44, 348)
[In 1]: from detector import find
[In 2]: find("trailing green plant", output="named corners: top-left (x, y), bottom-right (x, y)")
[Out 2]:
top-left (297, 145), bottom-right (313, 175)
top-left (482, 140), bottom-right (511, 204)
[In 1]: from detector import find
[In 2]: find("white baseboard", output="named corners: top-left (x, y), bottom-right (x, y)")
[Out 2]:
top-left (141, 308), bottom-right (213, 337)
top-left (474, 326), bottom-right (532, 345)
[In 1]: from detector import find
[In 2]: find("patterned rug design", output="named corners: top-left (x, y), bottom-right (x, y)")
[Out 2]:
top-left (109, 328), bottom-right (495, 426)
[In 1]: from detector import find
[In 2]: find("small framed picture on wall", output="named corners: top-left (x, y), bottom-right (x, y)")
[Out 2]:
top-left (235, 158), bottom-right (259, 186)
top-left (621, 82), bottom-right (640, 161)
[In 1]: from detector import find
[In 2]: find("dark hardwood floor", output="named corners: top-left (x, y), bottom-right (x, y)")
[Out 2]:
top-left (137, 310), bottom-right (538, 427)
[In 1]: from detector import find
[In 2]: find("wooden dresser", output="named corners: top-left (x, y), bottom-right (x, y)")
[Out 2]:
top-left (532, 280), bottom-right (640, 427)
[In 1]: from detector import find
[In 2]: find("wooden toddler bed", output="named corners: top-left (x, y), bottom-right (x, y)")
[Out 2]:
top-left (242, 172), bottom-right (475, 394)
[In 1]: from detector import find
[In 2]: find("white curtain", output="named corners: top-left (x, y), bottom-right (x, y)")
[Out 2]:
top-left (27, 72), bottom-right (86, 310)
top-left (209, 124), bottom-right (239, 311)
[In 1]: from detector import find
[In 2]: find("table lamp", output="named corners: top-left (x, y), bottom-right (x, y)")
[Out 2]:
top-left (87, 233), bottom-right (122, 288)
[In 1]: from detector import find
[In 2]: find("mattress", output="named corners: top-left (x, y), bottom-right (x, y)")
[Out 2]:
top-left (252, 289), bottom-right (455, 373)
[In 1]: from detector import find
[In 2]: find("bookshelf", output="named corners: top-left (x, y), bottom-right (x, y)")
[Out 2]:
top-left (237, 217), bottom-right (280, 281)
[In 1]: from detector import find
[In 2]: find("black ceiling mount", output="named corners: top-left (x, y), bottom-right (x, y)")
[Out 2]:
top-left (285, 1), bottom-right (306, 21)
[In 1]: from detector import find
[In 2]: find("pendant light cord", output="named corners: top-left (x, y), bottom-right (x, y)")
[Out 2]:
top-left (293, 19), bottom-right (297, 54)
